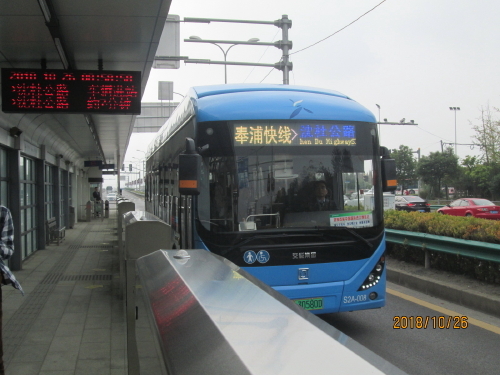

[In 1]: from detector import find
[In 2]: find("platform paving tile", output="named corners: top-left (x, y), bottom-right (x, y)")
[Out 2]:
top-left (78, 341), bottom-right (110, 360)
top-left (54, 322), bottom-right (85, 338)
top-left (75, 359), bottom-right (111, 375)
top-left (5, 361), bottom-right (43, 375)
top-left (48, 337), bottom-right (82, 353)
top-left (110, 348), bottom-right (126, 369)
top-left (29, 317), bottom-right (60, 332)
top-left (11, 343), bottom-right (49, 363)
top-left (81, 327), bottom-right (111, 343)
top-left (0, 211), bottom-right (164, 374)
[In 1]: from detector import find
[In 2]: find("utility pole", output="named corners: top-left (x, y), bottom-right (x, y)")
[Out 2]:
top-left (278, 15), bottom-right (292, 84)
top-left (375, 104), bottom-right (381, 142)
top-left (412, 148), bottom-right (421, 191)
top-left (159, 15), bottom-right (293, 84)
top-left (449, 107), bottom-right (460, 155)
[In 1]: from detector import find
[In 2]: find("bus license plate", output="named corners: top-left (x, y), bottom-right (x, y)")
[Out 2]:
top-left (293, 297), bottom-right (324, 310)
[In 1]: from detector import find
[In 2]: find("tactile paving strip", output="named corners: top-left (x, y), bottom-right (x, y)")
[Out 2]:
top-left (59, 274), bottom-right (113, 281)
top-left (79, 245), bottom-right (115, 249)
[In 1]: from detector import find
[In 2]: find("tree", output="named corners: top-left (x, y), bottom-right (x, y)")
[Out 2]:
top-left (454, 156), bottom-right (479, 197)
top-left (417, 148), bottom-right (459, 199)
top-left (471, 106), bottom-right (500, 165)
top-left (390, 145), bottom-right (417, 192)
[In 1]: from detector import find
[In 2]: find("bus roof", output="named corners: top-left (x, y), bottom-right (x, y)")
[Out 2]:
top-left (147, 84), bottom-right (376, 158)
top-left (190, 84), bottom-right (350, 99)
top-left (188, 84), bottom-right (376, 123)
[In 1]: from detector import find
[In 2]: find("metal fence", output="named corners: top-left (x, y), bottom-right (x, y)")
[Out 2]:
top-left (385, 229), bottom-right (500, 268)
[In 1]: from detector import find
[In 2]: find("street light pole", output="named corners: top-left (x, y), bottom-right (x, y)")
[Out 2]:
top-left (375, 104), bottom-right (381, 142)
top-left (182, 15), bottom-right (293, 84)
top-left (189, 36), bottom-right (259, 83)
top-left (449, 107), bottom-right (460, 155)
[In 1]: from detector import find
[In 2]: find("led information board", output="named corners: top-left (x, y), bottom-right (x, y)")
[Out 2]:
top-left (1, 68), bottom-right (141, 114)
top-left (234, 123), bottom-right (357, 147)
top-left (84, 160), bottom-right (103, 167)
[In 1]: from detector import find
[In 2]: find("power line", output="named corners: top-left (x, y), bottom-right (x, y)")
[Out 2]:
top-left (290, 0), bottom-right (388, 56)
top-left (259, 66), bottom-right (276, 83)
top-left (415, 125), bottom-right (453, 143)
top-left (244, 29), bottom-right (280, 83)
top-left (259, 57), bottom-right (282, 83)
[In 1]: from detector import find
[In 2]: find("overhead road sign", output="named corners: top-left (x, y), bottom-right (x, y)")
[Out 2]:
top-left (1, 68), bottom-right (141, 114)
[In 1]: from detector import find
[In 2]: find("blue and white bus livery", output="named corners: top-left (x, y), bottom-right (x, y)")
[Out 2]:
top-left (145, 84), bottom-right (396, 315)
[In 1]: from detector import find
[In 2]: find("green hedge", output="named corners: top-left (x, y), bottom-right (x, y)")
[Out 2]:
top-left (384, 210), bottom-right (500, 244)
top-left (384, 210), bottom-right (500, 284)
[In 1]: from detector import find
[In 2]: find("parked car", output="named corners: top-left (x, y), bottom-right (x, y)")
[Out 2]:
top-left (394, 195), bottom-right (430, 212)
top-left (106, 193), bottom-right (117, 202)
top-left (437, 198), bottom-right (500, 219)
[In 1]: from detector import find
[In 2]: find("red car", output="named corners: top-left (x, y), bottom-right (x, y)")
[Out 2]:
top-left (437, 198), bottom-right (500, 219)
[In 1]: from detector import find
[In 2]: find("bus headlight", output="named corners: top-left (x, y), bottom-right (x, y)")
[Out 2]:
top-left (358, 255), bottom-right (385, 291)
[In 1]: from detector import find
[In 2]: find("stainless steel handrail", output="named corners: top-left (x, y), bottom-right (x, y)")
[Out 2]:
top-left (136, 249), bottom-right (404, 375)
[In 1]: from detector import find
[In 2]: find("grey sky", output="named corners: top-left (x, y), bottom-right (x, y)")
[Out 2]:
top-left (126, 0), bottom-right (500, 165)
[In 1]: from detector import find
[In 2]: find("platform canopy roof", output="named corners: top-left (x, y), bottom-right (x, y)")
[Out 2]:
top-left (0, 0), bottom-right (171, 168)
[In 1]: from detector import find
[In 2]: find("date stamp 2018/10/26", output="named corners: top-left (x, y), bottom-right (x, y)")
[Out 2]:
top-left (393, 316), bottom-right (469, 329)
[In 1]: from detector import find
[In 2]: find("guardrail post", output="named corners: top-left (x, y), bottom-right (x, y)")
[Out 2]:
top-left (424, 246), bottom-right (430, 269)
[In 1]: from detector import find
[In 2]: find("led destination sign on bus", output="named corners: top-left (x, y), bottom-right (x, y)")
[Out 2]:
top-left (234, 124), bottom-right (356, 147)
top-left (1, 68), bottom-right (141, 114)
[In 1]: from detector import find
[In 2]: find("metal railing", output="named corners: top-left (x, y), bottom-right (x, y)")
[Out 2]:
top-left (385, 228), bottom-right (500, 268)
top-left (136, 249), bottom-right (404, 375)
top-left (429, 205), bottom-right (444, 210)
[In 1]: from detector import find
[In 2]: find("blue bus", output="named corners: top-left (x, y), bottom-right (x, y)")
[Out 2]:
top-left (145, 84), bottom-right (396, 314)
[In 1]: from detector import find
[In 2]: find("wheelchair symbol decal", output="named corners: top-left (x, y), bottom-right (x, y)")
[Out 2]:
top-left (256, 250), bottom-right (270, 264)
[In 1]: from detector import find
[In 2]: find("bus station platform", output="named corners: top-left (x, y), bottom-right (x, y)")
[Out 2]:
top-left (2, 204), bottom-right (163, 375)
top-left (3, 195), bottom-right (499, 375)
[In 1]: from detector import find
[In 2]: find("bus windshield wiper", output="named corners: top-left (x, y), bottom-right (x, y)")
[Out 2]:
top-left (333, 226), bottom-right (373, 249)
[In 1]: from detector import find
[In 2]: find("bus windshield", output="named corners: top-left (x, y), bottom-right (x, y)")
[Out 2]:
top-left (197, 120), bottom-right (381, 233)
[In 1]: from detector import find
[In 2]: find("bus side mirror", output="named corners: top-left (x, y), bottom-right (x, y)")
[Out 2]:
top-left (179, 138), bottom-right (201, 195)
top-left (381, 158), bottom-right (397, 192)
